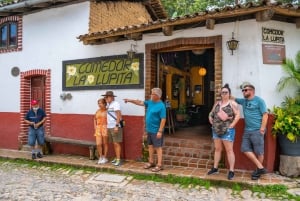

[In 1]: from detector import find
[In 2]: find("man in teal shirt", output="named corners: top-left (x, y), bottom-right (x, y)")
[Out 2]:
top-left (236, 83), bottom-right (268, 180)
top-left (124, 88), bottom-right (166, 172)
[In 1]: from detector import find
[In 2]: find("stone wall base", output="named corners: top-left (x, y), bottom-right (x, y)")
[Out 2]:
top-left (279, 155), bottom-right (300, 177)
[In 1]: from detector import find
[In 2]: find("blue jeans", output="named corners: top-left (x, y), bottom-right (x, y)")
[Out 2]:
top-left (28, 126), bottom-right (45, 146)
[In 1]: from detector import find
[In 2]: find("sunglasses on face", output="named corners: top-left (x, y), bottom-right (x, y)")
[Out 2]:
top-left (242, 88), bottom-right (252, 92)
top-left (221, 91), bottom-right (229, 95)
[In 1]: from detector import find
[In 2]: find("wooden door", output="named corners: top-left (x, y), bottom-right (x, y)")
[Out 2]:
top-left (31, 76), bottom-right (45, 109)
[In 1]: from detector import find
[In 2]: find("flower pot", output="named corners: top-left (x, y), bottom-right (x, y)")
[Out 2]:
top-left (176, 114), bottom-right (186, 122)
top-left (277, 133), bottom-right (300, 156)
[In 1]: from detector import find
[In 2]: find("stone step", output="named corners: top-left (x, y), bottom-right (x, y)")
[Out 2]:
top-left (162, 155), bottom-right (213, 169)
top-left (152, 135), bottom-right (215, 168)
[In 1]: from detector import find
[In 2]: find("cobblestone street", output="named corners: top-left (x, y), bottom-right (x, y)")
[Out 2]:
top-left (0, 160), bottom-right (288, 201)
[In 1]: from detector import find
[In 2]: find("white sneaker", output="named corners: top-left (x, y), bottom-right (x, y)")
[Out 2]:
top-left (101, 157), bottom-right (108, 164)
top-left (97, 157), bottom-right (103, 164)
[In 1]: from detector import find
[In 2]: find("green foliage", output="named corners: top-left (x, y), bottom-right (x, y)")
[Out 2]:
top-left (277, 50), bottom-right (300, 95)
top-left (272, 96), bottom-right (300, 142)
top-left (0, 0), bottom-right (14, 3)
top-left (273, 51), bottom-right (300, 142)
top-left (176, 104), bottom-right (187, 114)
top-left (161, 0), bottom-right (300, 17)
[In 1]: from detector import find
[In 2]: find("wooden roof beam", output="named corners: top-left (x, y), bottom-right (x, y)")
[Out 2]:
top-left (125, 32), bottom-right (142, 40)
top-left (206, 19), bottom-right (215, 30)
top-left (256, 9), bottom-right (275, 22)
top-left (103, 36), bottom-right (121, 43)
top-left (296, 18), bottom-right (300, 28)
top-left (162, 26), bottom-right (173, 36)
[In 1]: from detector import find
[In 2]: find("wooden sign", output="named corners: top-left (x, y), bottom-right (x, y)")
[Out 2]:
top-left (62, 54), bottom-right (144, 90)
top-left (262, 44), bottom-right (286, 64)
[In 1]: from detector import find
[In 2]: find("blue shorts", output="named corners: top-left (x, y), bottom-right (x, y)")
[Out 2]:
top-left (212, 128), bottom-right (235, 142)
top-left (147, 132), bottom-right (164, 148)
top-left (241, 130), bottom-right (265, 155)
top-left (28, 126), bottom-right (45, 146)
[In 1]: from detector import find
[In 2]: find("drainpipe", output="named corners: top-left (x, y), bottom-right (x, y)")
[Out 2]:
top-left (0, 0), bottom-right (55, 12)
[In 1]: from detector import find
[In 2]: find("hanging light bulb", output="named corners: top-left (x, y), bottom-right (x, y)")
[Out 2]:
top-left (198, 67), bottom-right (207, 76)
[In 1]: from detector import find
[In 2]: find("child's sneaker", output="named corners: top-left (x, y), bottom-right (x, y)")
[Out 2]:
top-left (32, 153), bottom-right (36, 160)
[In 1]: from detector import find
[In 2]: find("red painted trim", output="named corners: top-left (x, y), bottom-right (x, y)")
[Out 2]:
top-left (0, 112), bottom-right (20, 149)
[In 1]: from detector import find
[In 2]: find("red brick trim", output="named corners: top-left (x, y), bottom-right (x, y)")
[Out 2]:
top-left (19, 69), bottom-right (51, 145)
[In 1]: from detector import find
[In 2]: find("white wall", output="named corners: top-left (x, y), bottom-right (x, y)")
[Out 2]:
top-left (0, 1), bottom-right (299, 115)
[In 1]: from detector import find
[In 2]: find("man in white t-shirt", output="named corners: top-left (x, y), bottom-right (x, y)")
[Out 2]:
top-left (102, 91), bottom-right (123, 166)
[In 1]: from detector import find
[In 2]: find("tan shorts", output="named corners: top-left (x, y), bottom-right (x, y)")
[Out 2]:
top-left (108, 128), bottom-right (123, 143)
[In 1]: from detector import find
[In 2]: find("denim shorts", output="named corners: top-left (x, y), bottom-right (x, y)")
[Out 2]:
top-left (241, 130), bottom-right (265, 155)
top-left (212, 128), bottom-right (235, 142)
top-left (147, 132), bottom-right (164, 148)
top-left (28, 126), bottom-right (45, 146)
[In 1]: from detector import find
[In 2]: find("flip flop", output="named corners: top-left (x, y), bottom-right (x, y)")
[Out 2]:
top-left (143, 163), bottom-right (155, 169)
top-left (151, 166), bottom-right (163, 172)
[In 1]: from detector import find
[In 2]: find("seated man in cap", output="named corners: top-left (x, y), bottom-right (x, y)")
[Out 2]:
top-left (24, 100), bottom-right (46, 159)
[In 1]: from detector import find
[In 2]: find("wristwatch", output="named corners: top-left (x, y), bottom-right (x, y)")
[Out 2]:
top-left (116, 124), bottom-right (119, 127)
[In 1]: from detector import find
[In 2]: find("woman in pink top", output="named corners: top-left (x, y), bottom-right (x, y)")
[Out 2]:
top-left (94, 98), bottom-right (108, 164)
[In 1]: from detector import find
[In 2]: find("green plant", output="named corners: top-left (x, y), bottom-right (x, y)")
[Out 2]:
top-left (272, 51), bottom-right (300, 142)
top-left (176, 104), bottom-right (186, 115)
top-left (272, 96), bottom-right (300, 142)
top-left (276, 50), bottom-right (300, 95)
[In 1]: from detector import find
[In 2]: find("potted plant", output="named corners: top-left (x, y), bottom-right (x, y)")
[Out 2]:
top-left (175, 104), bottom-right (187, 122)
top-left (272, 96), bottom-right (300, 144)
top-left (272, 50), bottom-right (300, 176)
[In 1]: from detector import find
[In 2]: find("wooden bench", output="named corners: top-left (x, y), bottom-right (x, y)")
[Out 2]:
top-left (44, 136), bottom-right (96, 160)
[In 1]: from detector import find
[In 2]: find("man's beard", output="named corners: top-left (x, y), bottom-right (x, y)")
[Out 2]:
top-left (243, 94), bottom-right (250, 99)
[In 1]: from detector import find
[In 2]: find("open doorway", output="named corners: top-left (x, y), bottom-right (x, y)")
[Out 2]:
top-left (158, 49), bottom-right (214, 131)
top-left (145, 36), bottom-right (222, 136)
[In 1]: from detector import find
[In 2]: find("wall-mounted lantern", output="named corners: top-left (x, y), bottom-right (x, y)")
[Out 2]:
top-left (226, 32), bottom-right (239, 55)
top-left (127, 43), bottom-right (137, 59)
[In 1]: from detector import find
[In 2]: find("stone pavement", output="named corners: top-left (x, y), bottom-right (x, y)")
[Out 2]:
top-left (0, 148), bottom-right (300, 200)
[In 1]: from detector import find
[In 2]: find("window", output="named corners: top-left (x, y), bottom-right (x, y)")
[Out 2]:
top-left (0, 22), bottom-right (17, 49)
top-left (0, 16), bottom-right (22, 53)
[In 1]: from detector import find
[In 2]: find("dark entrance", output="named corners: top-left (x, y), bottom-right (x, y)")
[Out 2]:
top-left (158, 49), bottom-right (214, 130)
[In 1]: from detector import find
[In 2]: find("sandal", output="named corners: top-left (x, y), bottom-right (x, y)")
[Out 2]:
top-left (143, 163), bottom-right (155, 169)
top-left (151, 166), bottom-right (163, 172)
